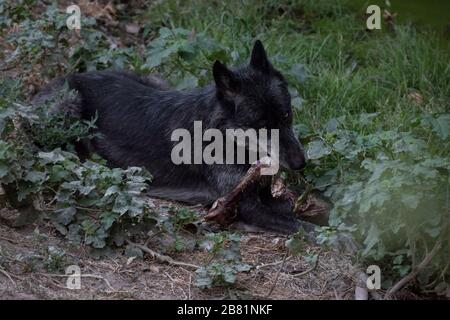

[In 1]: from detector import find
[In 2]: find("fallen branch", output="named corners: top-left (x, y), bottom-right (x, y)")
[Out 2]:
top-left (204, 159), bottom-right (329, 227)
top-left (256, 256), bottom-right (293, 270)
top-left (80, 274), bottom-right (117, 292)
top-left (126, 240), bottom-right (200, 269)
top-left (204, 161), bottom-right (267, 225)
top-left (265, 251), bottom-right (288, 298)
top-left (385, 237), bottom-right (443, 299)
top-left (293, 254), bottom-right (319, 278)
top-left (0, 266), bottom-right (16, 287)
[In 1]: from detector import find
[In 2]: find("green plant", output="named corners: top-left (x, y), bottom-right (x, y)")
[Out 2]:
top-left (304, 113), bottom-right (449, 291)
top-left (195, 233), bottom-right (251, 288)
top-left (44, 245), bottom-right (66, 272)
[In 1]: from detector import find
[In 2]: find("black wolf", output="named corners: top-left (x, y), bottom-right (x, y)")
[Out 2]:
top-left (34, 41), bottom-right (307, 234)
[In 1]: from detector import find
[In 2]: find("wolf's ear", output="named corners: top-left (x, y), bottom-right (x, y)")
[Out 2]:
top-left (213, 60), bottom-right (238, 98)
top-left (250, 40), bottom-right (271, 73)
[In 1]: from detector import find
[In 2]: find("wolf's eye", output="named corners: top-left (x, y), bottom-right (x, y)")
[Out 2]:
top-left (283, 112), bottom-right (289, 119)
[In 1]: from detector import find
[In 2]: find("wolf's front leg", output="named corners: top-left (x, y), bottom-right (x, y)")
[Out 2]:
top-left (237, 190), bottom-right (300, 234)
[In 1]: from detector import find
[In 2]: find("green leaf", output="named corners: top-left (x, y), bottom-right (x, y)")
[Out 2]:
top-left (176, 74), bottom-right (198, 90)
top-left (289, 63), bottom-right (307, 83)
top-left (435, 115), bottom-right (450, 140)
top-left (81, 219), bottom-right (98, 234)
top-left (100, 212), bottom-right (117, 230)
top-left (194, 267), bottom-right (213, 288)
top-left (425, 226), bottom-right (441, 238)
top-left (0, 163), bottom-right (8, 178)
top-left (125, 244), bottom-right (144, 259)
top-left (400, 193), bottom-right (420, 209)
top-left (24, 170), bottom-right (46, 183)
top-left (38, 150), bottom-right (66, 164)
top-left (112, 193), bottom-right (129, 215)
top-left (393, 264), bottom-right (411, 276)
top-left (53, 207), bottom-right (76, 226)
top-left (421, 114), bottom-right (450, 140)
top-left (393, 255), bottom-right (403, 265)
top-left (104, 185), bottom-right (120, 198)
top-left (358, 112), bottom-right (378, 125)
top-left (285, 235), bottom-right (303, 256)
top-left (223, 267), bottom-right (237, 284)
top-left (362, 224), bottom-right (380, 256)
top-left (307, 140), bottom-right (331, 160)
top-left (86, 228), bottom-right (108, 248)
top-left (291, 96), bottom-right (304, 110)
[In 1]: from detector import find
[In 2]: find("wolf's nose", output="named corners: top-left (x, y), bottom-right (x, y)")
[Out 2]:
top-left (289, 153), bottom-right (306, 170)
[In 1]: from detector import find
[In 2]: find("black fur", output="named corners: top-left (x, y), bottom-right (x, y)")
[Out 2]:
top-left (34, 41), bottom-right (307, 234)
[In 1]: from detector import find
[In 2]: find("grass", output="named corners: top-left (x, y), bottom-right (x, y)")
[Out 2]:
top-left (143, 0), bottom-right (449, 130)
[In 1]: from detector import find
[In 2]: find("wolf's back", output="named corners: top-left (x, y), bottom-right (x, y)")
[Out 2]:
top-left (31, 71), bottom-right (171, 117)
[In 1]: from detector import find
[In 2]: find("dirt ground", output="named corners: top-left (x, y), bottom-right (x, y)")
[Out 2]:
top-left (0, 207), bottom-right (358, 300)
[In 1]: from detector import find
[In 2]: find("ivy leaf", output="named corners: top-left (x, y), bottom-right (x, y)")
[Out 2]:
top-left (53, 207), bottom-right (76, 226)
top-left (421, 114), bottom-right (450, 140)
top-left (176, 74), bottom-right (198, 90)
top-left (434, 115), bottom-right (450, 140)
top-left (0, 163), bottom-right (9, 178)
top-left (333, 137), bottom-right (350, 154)
top-left (234, 263), bottom-right (252, 272)
top-left (223, 266), bottom-right (237, 284)
top-left (78, 185), bottom-right (96, 195)
top-left (67, 223), bottom-right (81, 243)
top-left (291, 96), bottom-right (304, 111)
top-left (285, 233), bottom-right (303, 256)
top-left (144, 43), bottom-right (179, 69)
top-left (307, 140), bottom-right (331, 160)
top-left (400, 193), bottom-right (420, 209)
top-left (393, 264), bottom-right (411, 276)
top-left (359, 112), bottom-right (378, 125)
top-left (362, 224), bottom-right (380, 256)
top-left (125, 244), bottom-right (143, 259)
top-left (38, 150), bottom-right (66, 164)
top-left (425, 226), bottom-right (441, 238)
top-left (194, 267), bottom-right (213, 289)
top-left (86, 228), bottom-right (108, 248)
top-left (104, 185), bottom-right (120, 198)
top-left (25, 170), bottom-right (46, 183)
top-left (324, 116), bottom-right (345, 132)
top-left (113, 193), bottom-right (129, 215)
top-left (100, 211), bottom-right (117, 230)
top-left (289, 63), bottom-right (307, 83)
top-left (81, 219), bottom-right (98, 235)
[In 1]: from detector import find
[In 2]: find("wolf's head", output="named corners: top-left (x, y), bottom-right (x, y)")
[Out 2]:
top-left (212, 40), bottom-right (306, 170)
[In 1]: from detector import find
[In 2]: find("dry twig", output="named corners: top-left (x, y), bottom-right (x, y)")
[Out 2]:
top-left (205, 162), bottom-right (267, 225)
top-left (265, 251), bottom-right (288, 297)
top-left (126, 240), bottom-right (200, 269)
top-left (385, 237), bottom-right (443, 299)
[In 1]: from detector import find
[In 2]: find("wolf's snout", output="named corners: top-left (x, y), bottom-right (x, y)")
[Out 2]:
top-left (287, 151), bottom-right (306, 170)
top-left (280, 129), bottom-right (307, 171)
